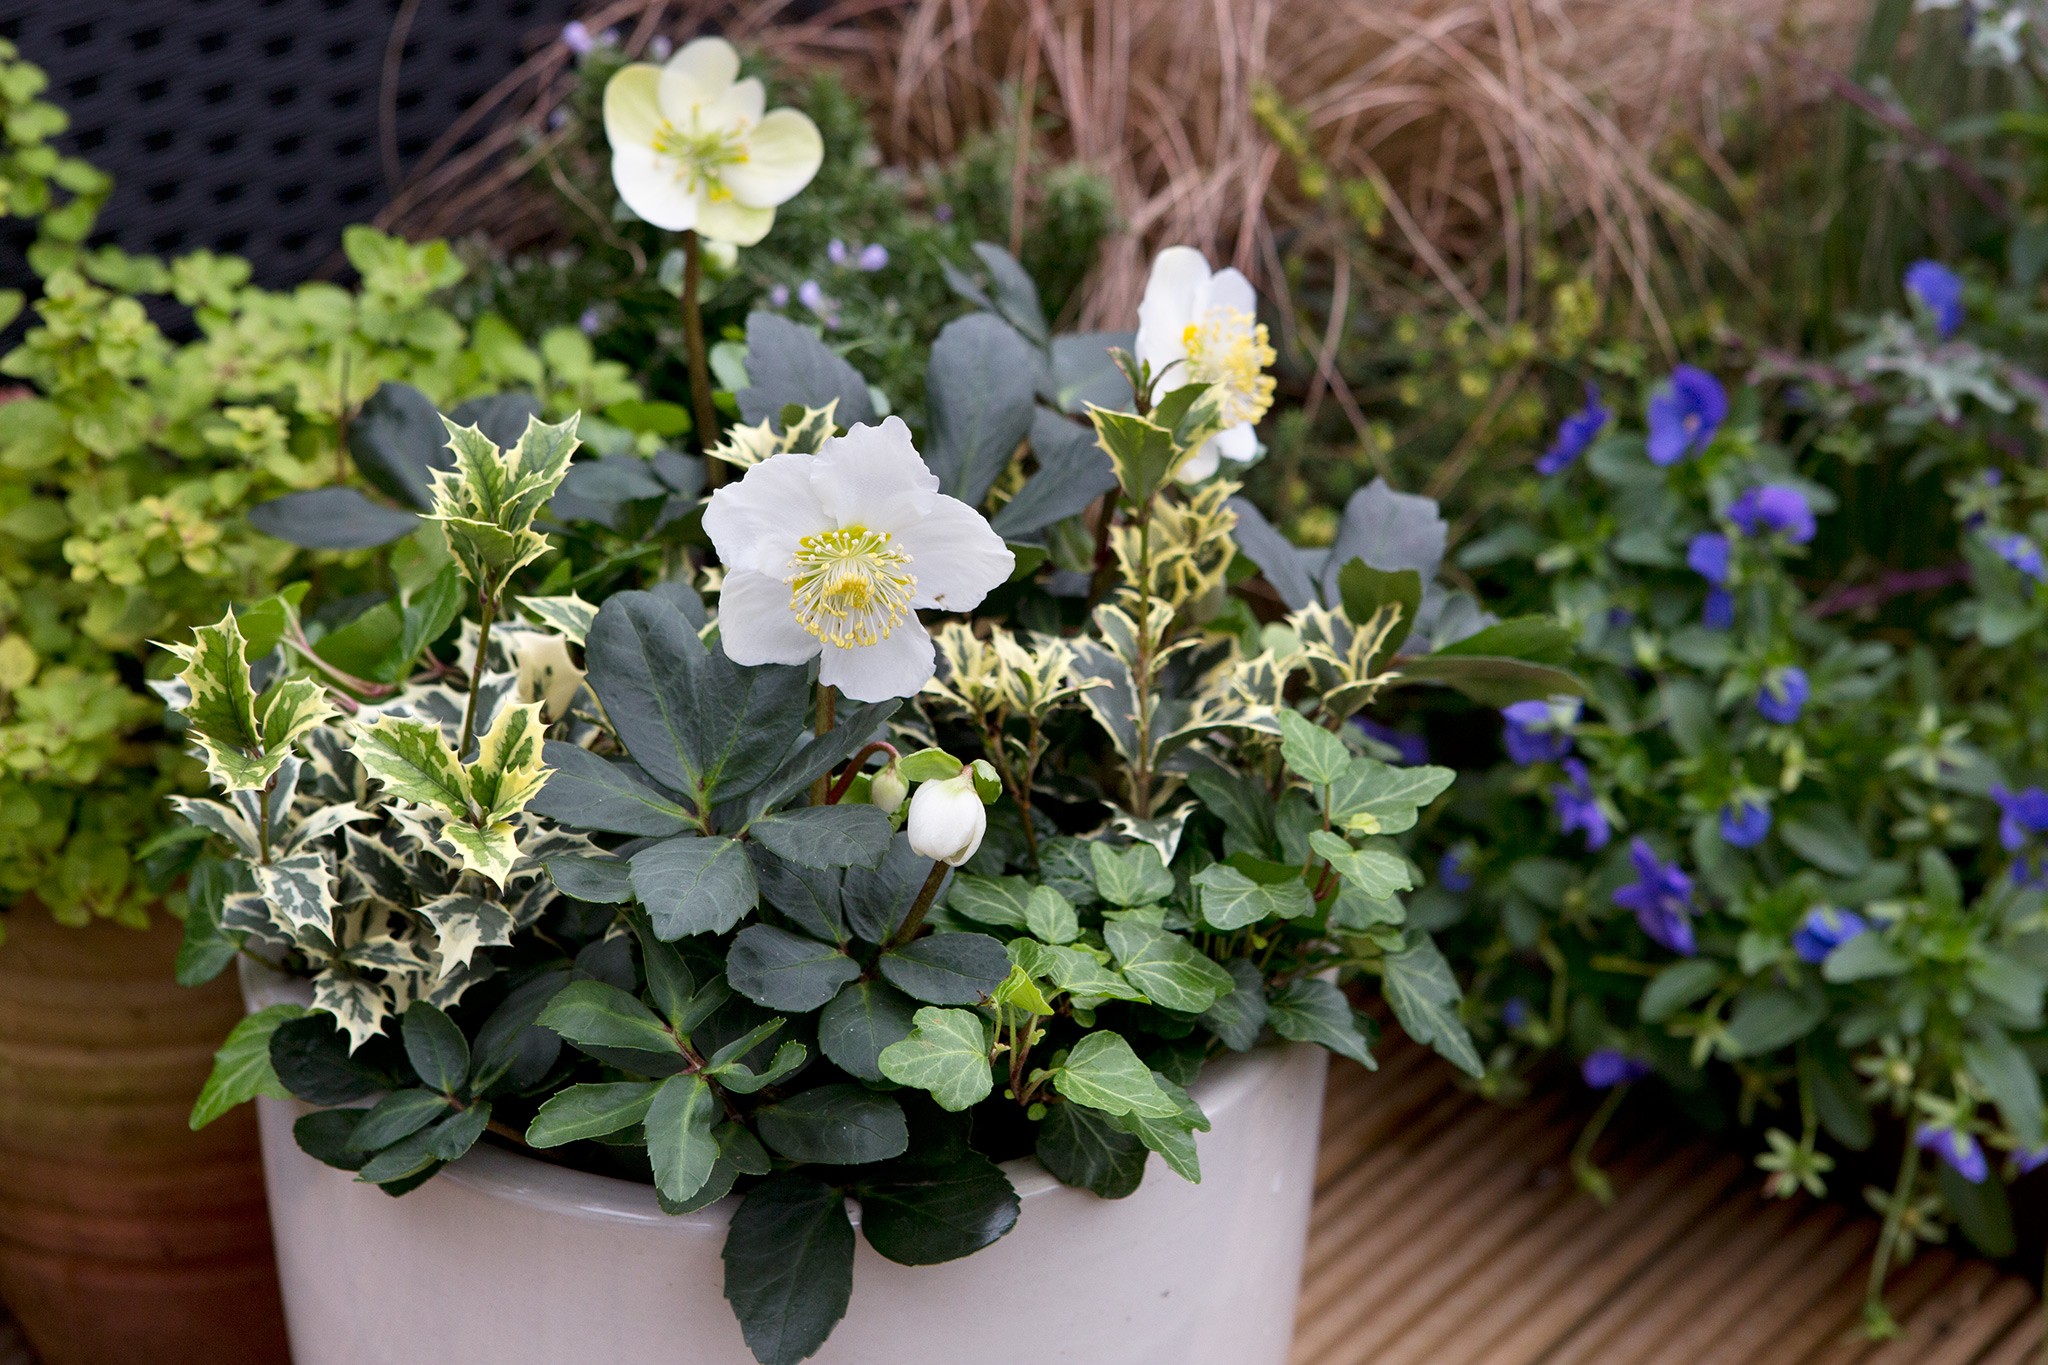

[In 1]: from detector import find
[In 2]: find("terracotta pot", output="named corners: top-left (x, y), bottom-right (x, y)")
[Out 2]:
top-left (245, 964), bottom-right (1328, 1365)
top-left (0, 906), bottom-right (288, 1365)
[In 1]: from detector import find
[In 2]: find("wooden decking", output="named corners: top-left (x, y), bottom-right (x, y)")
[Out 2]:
top-left (1294, 1040), bottom-right (2046, 1365)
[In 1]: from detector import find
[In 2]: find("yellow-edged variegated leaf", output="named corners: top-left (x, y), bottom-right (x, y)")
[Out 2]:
top-left (164, 612), bottom-right (271, 790)
top-left (437, 819), bottom-right (520, 886)
top-left (351, 715), bottom-right (471, 817)
top-left (469, 700), bottom-right (551, 822)
top-left (518, 594), bottom-right (598, 645)
top-left (259, 677), bottom-right (338, 763)
top-left (416, 892), bottom-right (516, 978)
top-left (254, 850), bottom-right (336, 937)
top-left (426, 415), bottom-right (580, 590)
top-left (311, 970), bottom-right (390, 1052)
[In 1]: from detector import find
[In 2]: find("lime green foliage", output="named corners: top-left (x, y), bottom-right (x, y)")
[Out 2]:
top-left (0, 46), bottom-right (635, 926)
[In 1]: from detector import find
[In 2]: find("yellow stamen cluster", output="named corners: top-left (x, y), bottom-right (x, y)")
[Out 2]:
top-left (785, 525), bottom-right (916, 648)
top-left (1181, 307), bottom-right (1277, 430)
top-left (651, 121), bottom-right (750, 197)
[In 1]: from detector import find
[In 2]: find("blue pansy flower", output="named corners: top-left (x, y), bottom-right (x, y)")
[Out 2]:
top-left (1437, 848), bottom-right (1475, 894)
top-left (1501, 698), bottom-right (1578, 765)
top-left (1990, 783), bottom-right (2048, 884)
top-left (1720, 799), bottom-right (1771, 849)
top-left (1554, 758), bottom-right (1611, 850)
top-left (1502, 996), bottom-right (1532, 1029)
top-left (1356, 716), bottom-right (1429, 766)
top-left (2017, 1145), bottom-right (2048, 1175)
top-left (1728, 484), bottom-right (1816, 544)
top-left (1646, 365), bottom-right (1728, 466)
top-left (1702, 587), bottom-right (1736, 630)
top-left (1756, 666), bottom-right (1809, 725)
top-left (1613, 838), bottom-right (1696, 955)
top-left (1792, 907), bottom-right (1868, 964)
top-left (1536, 384), bottom-right (1610, 476)
top-left (1904, 260), bottom-right (1965, 340)
top-left (1686, 531), bottom-right (1732, 584)
top-left (1987, 530), bottom-right (2047, 585)
top-left (1582, 1050), bottom-right (1653, 1088)
top-left (1917, 1125), bottom-right (1989, 1184)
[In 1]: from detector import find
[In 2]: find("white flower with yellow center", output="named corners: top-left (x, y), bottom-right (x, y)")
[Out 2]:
top-left (602, 36), bottom-right (823, 246)
top-left (1133, 245), bottom-right (1277, 482)
top-left (702, 418), bottom-right (1015, 701)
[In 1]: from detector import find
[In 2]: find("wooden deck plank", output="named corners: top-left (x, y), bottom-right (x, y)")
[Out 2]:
top-left (1293, 1044), bottom-right (2044, 1365)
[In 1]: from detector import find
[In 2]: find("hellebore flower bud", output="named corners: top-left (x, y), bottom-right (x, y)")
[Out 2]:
top-left (907, 771), bottom-right (986, 867)
top-left (869, 761), bottom-right (908, 816)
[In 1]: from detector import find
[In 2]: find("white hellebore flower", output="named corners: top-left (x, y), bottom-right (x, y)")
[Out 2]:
top-left (1133, 245), bottom-right (1277, 483)
top-left (701, 417), bottom-right (1014, 702)
top-left (603, 36), bottom-right (823, 246)
top-left (906, 771), bottom-right (987, 867)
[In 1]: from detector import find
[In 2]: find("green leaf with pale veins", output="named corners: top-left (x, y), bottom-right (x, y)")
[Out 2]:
top-left (1051, 1031), bottom-right (1182, 1119)
top-left (190, 1003), bottom-right (307, 1129)
top-left (1191, 864), bottom-right (1314, 931)
top-left (1089, 841), bottom-right (1174, 907)
top-left (1101, 919), bottom-right (1234, 1013)
top-left (877, 1007), bottom-right (994, 1111)
top-left (1275, 709), bottom-right (1350, 787)
top-left (1310, 829), bottom-right (1415, 899)
top-left (1325, 757), bottom-right (1456, 835)
top-left (1266, 978), bottom-right (1375, 1067)
top-left (1381, 933), bottom-right (1482, 1077)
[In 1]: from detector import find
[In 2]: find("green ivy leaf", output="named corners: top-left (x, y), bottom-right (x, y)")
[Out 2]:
top-left (1101, 919), bottom-right (1234, 1014)
top-left (1089, 841), bottom-right (1174, 907)
top-left (1266, 978), bottom-right (1375, 1067)
top-left (1051, 1031), bottom-right (1182, 1119)
top-left (1381, 933), bottom-right (1483, 1077)
top-left (1310, 829), bottom-right (1415, 899)
top-left (1191, 864), bottom-right (1314, 931)
top-left (877, 1007), bottom-right (994, 1112)
top-left (1275, 709), bottom-right (1349, 787)
top-left (189, 1003), bottom-right (307, 1130)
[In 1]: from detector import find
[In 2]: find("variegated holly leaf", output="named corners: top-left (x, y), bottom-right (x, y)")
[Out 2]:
top-left (427, 415), bottom-right (580, 591)
top-left (282, 803), bottom-right (376, 856)
top-left (469, 701), bottom-right (550, 822)
top-left (352, 716), bottom-right (471, 815)
top-left (162, 612), bottom-right (337, 791)
top-left (312, 971), bottom-right (391, 1052)
top-left (254, 850), bottom-right (336, 937)
top-left (436, 819), bottom-right (521, 888)
top-left (518, 594), bottom-right (598, 646)
top-left (415, 893), bottom-right (515, 978)
top-left (168, 796), bottom-right (262, 860)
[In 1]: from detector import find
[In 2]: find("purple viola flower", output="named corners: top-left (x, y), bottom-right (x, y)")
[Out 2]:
top-left (1728, 484), bottom-right (1816, 545)
top-left (1756, 667), bottom-right (1809, 725)
top-left (1554, 758), bottom-right (1611, 850)
top-left (1904, 260), bottom-right (1965, 340)
top-left (1720, 799), bottom-right (1771, 849)
top-left (1990, 784), bottom-right (2048, 852)
top-left (578, 306), bottom-right (601, 336)
top-left (1502, 996), bottom-right (1531, 1029)
top-left (1646, 365), bottom-right (1728, 466)
top-left (1501, 698), bottom-right (1578, 765)
top-left (1613, 837), bottom-right (1696, 955)
top-left (857, 243), bottom-right (890, 272)
top-left (1792, 907), bottom-right (1868, 964)
top-left (2017, 1145), bottom-right (2048, 1175)
top-left (1583, 1050), bottom-right (1654, 1088)
top-left (648, 34), bottom-right (673, 60)
top-left (1687, 531), bottom-right (1731, 585)
top-left (1703, 587), bottom-right (1736, 630)
top-left (797, 279), bottom-right (828, 312)
top-left (1356, 716), bottom-right (1428, 766)
top-left (1988, 530), bottom-right (2047, 585)
top-left (1438, 848), bottom-right (1475, 894)
top-left (560, 20), bottom-right (594, 54)
top-left (1535, 384), bottom-right (1610, 476)
top-left (827, 238), bottom-right (850, 267)
top-left (1917, 1125), bottom-right (1989, 1184)
top-left (767, 283), bottom-right (791, 308)
top-left (934, 203), bottom-right (954, 223)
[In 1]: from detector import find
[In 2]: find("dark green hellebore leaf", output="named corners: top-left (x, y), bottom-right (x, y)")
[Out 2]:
top-left (727, 924), bottom-right (862, 1012)
top-left (1035, 1102), bottom-right (1148, 1199)
top-left (723, 1174), bottom-right (857, 1365)
top-left (877, 933), bottom-right (1013, 1006)
top-left (858, 1150), bottom-right (1020, 1265)
top-left (755, 1085), bottom-right (909, 1165)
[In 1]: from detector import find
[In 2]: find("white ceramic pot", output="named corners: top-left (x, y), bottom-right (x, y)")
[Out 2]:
top-left (243, 966), bottom-right (1326, 1365)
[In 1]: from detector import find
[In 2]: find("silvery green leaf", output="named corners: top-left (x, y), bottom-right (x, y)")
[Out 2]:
top-left (924, 312), bottom-right (1039, 508)
top-left (1276, 709), bottom-right (1349, 787)
top-left (877, 1007), bottom-right (994, 1111)
top-left (1051, 1032), bottom-right (1181, 1119)
top-left (1191, 865), bottom-right (1314, 931)
top-left (1326, 758), bottom-right (1457, 836)
top-left (1101, 919), bottom-right (1233, 1014)
top-left (1318, 478), bottom-right (1447, 605)
top-left (1381, 933), bottom-right (1481, 1077)
top-left (1266, 978), bottom-right (1375, 1067)
top-left (1089, 841), bottom-right (1173, 908)
top-left (1023, 885), bottom-right (1079, 944)
top-left (735, 311), bottom-right (875, 430)
top-left (532, 742), bottom-right (693, 836)
top-left (631, 835), bottom-right (758, 939)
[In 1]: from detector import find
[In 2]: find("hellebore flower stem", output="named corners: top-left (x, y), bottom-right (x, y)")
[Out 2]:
top-left (809, 682), bottom-right (837, 805)
top-left (823, 740), bottom-right (901, 806)
top-left (682, 230), bottom-right (723, 483)
top-left (891, 859), bottom-right (953, 948)
top-left (980, 718), bottom-right (1041, 867)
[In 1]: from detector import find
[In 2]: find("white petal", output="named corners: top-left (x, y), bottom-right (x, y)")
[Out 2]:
top-left (603, 64), bottom-right (664, 150)
top-left (708, 76), bottom-right (766, 130)
top-left (819, 622), bottom-right (936, 702)
top-left (658, 37), bottom-right (740, 122)
top-left (895, 496), bottom-right (1014, 612)
top-left (695, 196), bottom-right (776, 247)
top-left (1213, 422), bottom-right (1258, 461)
top-left (1174, 437), bottom-right (1223, 484)
top-left (1199, 266), bottom-right (1258, 319)
top-left (701, 451), bottom-right (822, 575)
top-left (724, 108), bottom-right (824, 207)
top-left (1135, 245), bottom-right (1210, 380)
top-left (611, 144), bottom-right (699, 232)
top-left (715, 570), bottom-right (819, 667)
top-left (810, 418), bottom-right (939, 533)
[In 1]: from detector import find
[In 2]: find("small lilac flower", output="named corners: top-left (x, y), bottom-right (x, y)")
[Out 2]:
top-left (1502, 996), bottom-right (1532, 1029)
top-left (547, 108), bottom-right (569, 132)
top-left (1904, 260), bottom-right (1965, 340)
top-left (1728, 484), bottom-right (1816, 544)
top-left (1535, 384), bottom-right (1609, 476)
top-left (1687, 532), bottom-right (1731, 585)
top-left (560, 20), bottom-right (594, 54)
top-left (1646, 365), bottom-right (1728, 466)
top-left (1554, 758), bottom-right (1611, 850)
top-left (1501, 698), bottom-right (1578, 765)
top-left (1703, 587), bottom-right (1736, 631)
top-left (857, 243), bottom-right (890, 272)
top-left (1720, 799), bottom-right (1771, 849)
top-left (934, 204), bottom-right (954, 223)
top-left (648, 34), bottom-right (672, 59)
top-left (797, 279), bottom-right (828, 312)
top-left (1989, 784), bottom-right (2048, 852)
top-left (1613, 838), bottom-right (1696, 955)
top-left (1438, 849), bottom-right (1475, 895)
top-left (1756, 667), bottom-right (1809, 725)
top-left (1356, 716), bottom-right (1428, 766)
top-left (1792, 907), bottom-right (1868, 964)
top-left (767, 283), bottom-right (791, 308)
top-left (2017, 1145), bottom-right (2048, 1175)
top-left (1988, 530), bottom-right (2046, 585)
top-left (1583, 1050), bottom-right (1653, 1088)
top-left (578, 306), bottom-right (600, 336)
top-left (827, 238), bottom-right (849, 266)
top-left (1917, 1125), bottom-right (1989, 1184)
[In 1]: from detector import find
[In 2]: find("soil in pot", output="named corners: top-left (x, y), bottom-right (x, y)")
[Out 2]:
top-left (0, 906), bottom-right (289, 1365)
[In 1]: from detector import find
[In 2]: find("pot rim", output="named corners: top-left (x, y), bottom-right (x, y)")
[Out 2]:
top-left (240, 958), bottom-right (1298, 1233)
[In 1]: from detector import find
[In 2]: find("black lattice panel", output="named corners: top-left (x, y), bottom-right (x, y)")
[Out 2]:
top-left (0, 0), bottom-right (585, 288)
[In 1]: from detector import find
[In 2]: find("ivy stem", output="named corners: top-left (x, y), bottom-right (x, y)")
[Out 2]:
top-left (891, 860), bottom-right (951, 947)
top-left (1864, 1121), bottom-right (1924, 1336)
top-left (680, 229), bottom-right (722, 484)
top-left (809, 682), bottom-right (837, 806)
top-left (458, 592), bottom-right (497, 761)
